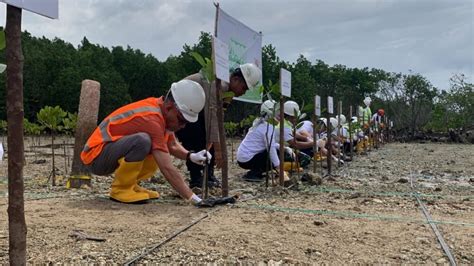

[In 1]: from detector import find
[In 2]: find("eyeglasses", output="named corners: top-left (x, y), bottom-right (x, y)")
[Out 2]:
top-left (174, 103), bottom-right (188, 125)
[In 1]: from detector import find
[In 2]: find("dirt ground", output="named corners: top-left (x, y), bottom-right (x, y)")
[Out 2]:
top-left (0, 137), bottom-right (473, 264)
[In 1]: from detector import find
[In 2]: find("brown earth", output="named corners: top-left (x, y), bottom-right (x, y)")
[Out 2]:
top-left (0, 137), bottom-right (473, 264)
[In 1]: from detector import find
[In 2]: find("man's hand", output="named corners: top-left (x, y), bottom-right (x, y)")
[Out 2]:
top-left (189, 150), bottom-right (212, 165)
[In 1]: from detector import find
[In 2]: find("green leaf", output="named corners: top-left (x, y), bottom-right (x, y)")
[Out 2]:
top-left (271, 83), bottom-right (280, 95)
top-left (295, 121), bottom-right (304, 129)
top-left (62, 112), bottom-right (78, 134)
top-left (0, 30), bottom-right (5, 50)
top-left (190, 52), bottom-right (206, 67)
top-left (222, 91), bottom-right (235, 99)
top-left (302, 103), bottom-right (314, 113)
top-left (37, 106), bottom-right (67, 132)
top-left (0, 120), bottom-right (7, 134)
top-left (267, 120), bottom-right (279, 126)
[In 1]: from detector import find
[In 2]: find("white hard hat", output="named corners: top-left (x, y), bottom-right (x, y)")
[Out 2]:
top-left (170, 80), bottom-right (205, 123)
top-left (329, 117), bottom-right (338, 129)
top-left (336, 114), bottom-right (346, 125)
top-left (318, 118), bottom-right (327, 126)
top-left (240, 63), bottom-right (262, 91)
top-left (283, 101), bottom-right (300, 117)
top-left (261, 99), bottom-right (278, 117)
top-left (363, 97), bottom-right (372, 106)
top-left (351, 116), bottom-right (358, 123)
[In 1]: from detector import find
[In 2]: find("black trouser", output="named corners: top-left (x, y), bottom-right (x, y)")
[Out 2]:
top-left (89, 133), bottom-right (151, 175)
top-left (175, 110), bottom-right (215, 184)
top-left (238, 150), bottom-right (272, 174)
top-left (343, 141), bottom-right (356, 154)
top-left (300, 148), bottom-right (314, 157)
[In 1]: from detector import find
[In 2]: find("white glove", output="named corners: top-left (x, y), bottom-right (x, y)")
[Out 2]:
top-left (284, 146), bottom-right (295, 159)
top-left (189, 149), bottom-right (212, 165)
top-left (188, 193), bottom-right (202, 205)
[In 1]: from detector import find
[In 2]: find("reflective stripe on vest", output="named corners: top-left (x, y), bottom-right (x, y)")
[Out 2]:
top-left (82, 106), bottom-right (161, 153)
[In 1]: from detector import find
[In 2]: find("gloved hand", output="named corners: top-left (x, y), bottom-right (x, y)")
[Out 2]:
top-left (284, 146), bottom-right (295, 159)
top-left (189, 149), bottom-right (212, 165)
top-left (196, 196), bottom-right (237, 208)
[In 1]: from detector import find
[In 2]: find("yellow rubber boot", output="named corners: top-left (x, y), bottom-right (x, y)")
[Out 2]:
top-left (314, 152), bottom-right (326, 162)
top-left (134, 155), bottom-right (160, 199)
top-left (283, 161), bottom-right (303, 172)
top-left (356, 141), bottom-right (364, 154)
top-left (110, 158), bottom-right (150, 203)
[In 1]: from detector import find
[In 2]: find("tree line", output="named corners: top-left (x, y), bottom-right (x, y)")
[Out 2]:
top-left (0, 31), bottom-right (472, 135)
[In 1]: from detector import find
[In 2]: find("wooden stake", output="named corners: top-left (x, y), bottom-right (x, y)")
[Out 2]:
top-left (312, 114), bottom-right (317, 174)
top-left (336, 101), bottom-right (342, 168)
top-left (349, 106), bottom-right (353, 161)
top-left (326, 110), bottom-right (332, 176)
top-left (279, 95), bottom-right (285, 186)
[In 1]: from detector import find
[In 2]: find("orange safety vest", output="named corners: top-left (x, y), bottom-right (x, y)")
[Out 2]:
top-left (81, 97), bottom-right (164, 165)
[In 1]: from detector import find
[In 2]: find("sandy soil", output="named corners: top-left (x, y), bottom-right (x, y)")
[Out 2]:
top-left (0, 137), bottom-right (473, 264)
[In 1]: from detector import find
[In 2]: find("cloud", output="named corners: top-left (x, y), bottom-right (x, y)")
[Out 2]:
top-left (0, 0), bottom-right (472, 89)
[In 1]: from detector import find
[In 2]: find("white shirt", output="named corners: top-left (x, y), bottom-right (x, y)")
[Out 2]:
top-left (334, 127), bottom-right (349, 138)
top-left (237, 122), bottom-right (280, 167)
top-left (371, 113), bottom-right (382, 124)
top-left (297, 120), bottom-right (314, 136)
top-left (274, 122), bottom-right (293, 143)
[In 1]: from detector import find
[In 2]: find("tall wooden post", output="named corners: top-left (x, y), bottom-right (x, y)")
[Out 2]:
top-left (6, 5), bottom-right (27, 264)
top-left (215, 80), bottom-right (228, 196)
top-left (213, 4), bottom-right (229, 196)
top-left (71, 80), bottom-right (101, 175)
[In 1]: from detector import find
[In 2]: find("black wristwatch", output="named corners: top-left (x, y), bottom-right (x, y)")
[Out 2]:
top-left (186, 151), bottom-right (194, 162)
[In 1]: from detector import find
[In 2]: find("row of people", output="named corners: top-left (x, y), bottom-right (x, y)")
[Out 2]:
top-left (81, 60), bottom-right (386, 204)
top-left (236, 99), bottom-right (386, 182)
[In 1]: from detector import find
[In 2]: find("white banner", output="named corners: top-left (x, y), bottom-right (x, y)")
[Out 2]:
top-left (280, 68), bottom-right (291, 97)
top-left (216, 7), bottom-right (262, 103)
top-left (328, 96), bottom-right (334, 114)
top-left (315, 95), bottom-right (321, 116)
top-left (213, 36), bottom-right (230, 83)
top-left (1, 0), bottom-right (58, 19)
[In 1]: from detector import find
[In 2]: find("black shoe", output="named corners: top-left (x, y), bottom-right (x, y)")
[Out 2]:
top-left (189, 176), bottom-right (203, 189)
top-left (189, 175), bottom-right (221, 189)
top-left (208, 175), bottom-right (221, 188)
top-left (242, 170), bottom-right (263, 182)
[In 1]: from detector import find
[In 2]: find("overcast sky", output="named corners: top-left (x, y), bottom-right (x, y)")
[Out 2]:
top-left (1, 0), bottom-right (472, 90)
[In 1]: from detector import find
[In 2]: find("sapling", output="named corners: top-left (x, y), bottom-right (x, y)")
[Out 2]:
top-left (62, 112), bottom-right (78, 174)
top-left (37, 106), bottom-right (67, 186)
top-left (224, 122), bottom-right (238, 162)
top-left (261, 81), bottom-right (280, 187)
top-left (23, 118), bottom-right (44, 162)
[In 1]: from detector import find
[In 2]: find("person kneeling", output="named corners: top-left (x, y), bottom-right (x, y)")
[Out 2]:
top-left (81, 80), bottom-right (210, 205)
top-left (237, 100), bottom-right (282, 182)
